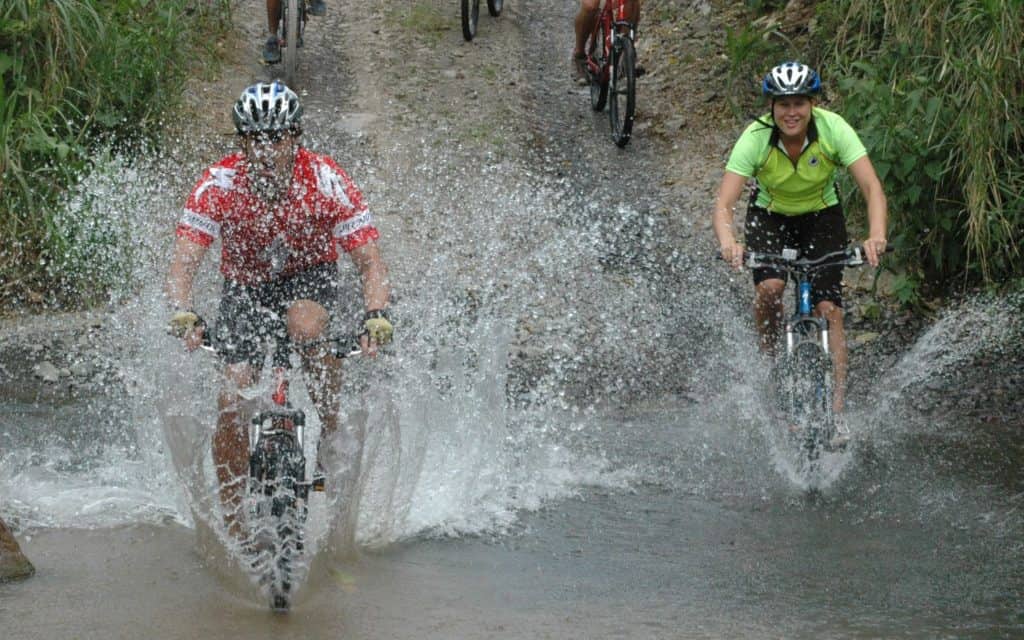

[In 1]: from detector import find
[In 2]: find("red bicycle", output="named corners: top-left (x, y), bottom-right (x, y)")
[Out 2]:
top-left (585, 0), bottom-right (637, 147)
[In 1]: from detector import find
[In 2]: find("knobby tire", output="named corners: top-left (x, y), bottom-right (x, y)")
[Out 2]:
top-left (461, 0), bottom-right (480, 41)
top-left (783, 342), bottom-right (834, 469)
top-left (283, 0), bottom-right (301, 87)
top-left (251, 432), bottom-right (308, 612)
top-left (608, 35), bottom-right (636, 147)
top-left (589, 20), bottom-right (610, 112)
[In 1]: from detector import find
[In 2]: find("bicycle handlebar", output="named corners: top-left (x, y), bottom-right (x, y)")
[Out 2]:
top-left (750, 245), bottom-right (894, 271)
top-left (715, 245), bottom-right (894, 272)
top-left (195, 328), bottom-right (363, 360)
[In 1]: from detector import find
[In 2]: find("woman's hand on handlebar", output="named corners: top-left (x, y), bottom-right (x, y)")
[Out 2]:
top-left (862, 237), bottom-right (888, 267)
top-left (719, 242), bottom-right (745, 270)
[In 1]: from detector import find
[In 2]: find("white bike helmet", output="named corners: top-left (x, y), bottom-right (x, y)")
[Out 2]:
top-left (232, 81), bottom-right (303, 135)
top-left (762, 61), bottom-right (822, 97)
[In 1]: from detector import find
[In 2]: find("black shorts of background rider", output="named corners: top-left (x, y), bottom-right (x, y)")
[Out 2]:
top-left (214, 262), bottom-right (340, 367)
top-left (744, 201), bottom-right (849, 308)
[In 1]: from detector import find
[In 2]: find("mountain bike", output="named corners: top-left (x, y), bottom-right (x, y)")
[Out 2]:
top-left (280, 0), bottom-right (308, 87)
top-left (461, 0), bottom-right (503, 42)
top-left (585, 0), bottom-right (637, 147)
top-left (199, 330), bottom-right (359, 611)
top-left (739, 246), bottom-right (889, 471)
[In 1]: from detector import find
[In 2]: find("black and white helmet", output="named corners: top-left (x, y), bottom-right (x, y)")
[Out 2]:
top-left (232, 81), bottom-right (303, 135)
top-left (762, 61), bottom-right (821, 98)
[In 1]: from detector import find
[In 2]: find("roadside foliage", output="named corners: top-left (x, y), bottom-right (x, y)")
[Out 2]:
top-left (819, 1), bottom-right (1023, 300)
top-left (0, 0), bottom-right (231, 309)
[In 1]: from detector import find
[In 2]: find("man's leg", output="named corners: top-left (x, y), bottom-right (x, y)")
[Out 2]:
top-left (214, 363), bottom-right (256, 539)
top-left (754, 279), bottom-right (786, 357)
top-left (625, 0), bottom-right (642, 28)
top-left (286, 300), bottom-right (343, 460)
top-left (572, 0), bottom-right (601, 81)
top-left (264, 0), bottom-right (282, 63)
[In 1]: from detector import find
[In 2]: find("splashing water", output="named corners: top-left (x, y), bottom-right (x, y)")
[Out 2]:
top-left (1, 133), bottom-right (651, 600)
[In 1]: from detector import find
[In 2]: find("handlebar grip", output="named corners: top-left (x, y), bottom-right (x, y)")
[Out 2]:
top-left (330, 335), bottom-right (363, 359)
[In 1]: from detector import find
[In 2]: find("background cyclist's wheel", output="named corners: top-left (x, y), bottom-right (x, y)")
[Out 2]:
top-left (461, 0), bottom-right (480, 41)
top-left (487, 0), bottom-right (503, 16)
top-left (608, 36), bottom-right (636, 147)
top-left (589, 68), bottom-right (609, 112)
top-left (589, 24), bottom-right (610, 111)
top-left (283, 0), bottom-right (300, 86)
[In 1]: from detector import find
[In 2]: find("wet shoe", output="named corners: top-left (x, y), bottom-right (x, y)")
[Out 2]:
top-left (308, 0), bottom-right (326, 16)
top-left (263, 36), bottom-right (281, 64)
top-left (828, 416), bottom-right (851, 451)
top-left (311, 460), bottom-right (326, 492)
top-left (572, 53), bottom-right (588, 86)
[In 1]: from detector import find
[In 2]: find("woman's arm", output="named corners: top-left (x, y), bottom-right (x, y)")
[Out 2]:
top-left (712, 170), bottom-right (749, 268)
top-left (847, 155), bottom-right (888, 266)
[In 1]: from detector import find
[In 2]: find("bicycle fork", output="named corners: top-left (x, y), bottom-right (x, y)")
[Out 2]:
top-left (785, 281), bottom-right (830, 355)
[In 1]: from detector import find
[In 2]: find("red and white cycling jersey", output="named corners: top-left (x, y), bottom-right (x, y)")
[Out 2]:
top-left (177, 147), bottom-right (379, 284)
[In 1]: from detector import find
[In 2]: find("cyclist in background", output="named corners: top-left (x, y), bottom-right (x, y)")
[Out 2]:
top-left (166, 81), bottom-right (392, 538)
top-left (711, 61), bottom-right (888, 442)
top-left (572, 0), bottom-right (643, 85)
top-left (263, 0), bottom-right (326, 64)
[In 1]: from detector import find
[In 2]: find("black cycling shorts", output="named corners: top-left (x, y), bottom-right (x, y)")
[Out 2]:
top-left (744, 202), bottom-right (848, 307)
top-left (213, 262), bottom-right (340, 367)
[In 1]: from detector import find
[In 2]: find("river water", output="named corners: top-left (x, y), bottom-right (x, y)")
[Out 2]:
top-left (2, 1), bottom-right (1022, 638)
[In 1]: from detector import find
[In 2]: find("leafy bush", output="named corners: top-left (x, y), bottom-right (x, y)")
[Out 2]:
top-left (816, 0), bottom-right (1023, 296)
top-left (0, 0), bottom-right (231, 309)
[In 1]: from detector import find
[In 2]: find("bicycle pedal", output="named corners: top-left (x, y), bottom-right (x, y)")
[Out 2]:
top-left (311, 476), bottom-right (325, 492)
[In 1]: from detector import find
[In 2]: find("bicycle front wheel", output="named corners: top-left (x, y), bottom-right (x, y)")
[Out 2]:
top-left (283, 0), bottom-right (300, 86)
top-left (267, 440), bottom-right (308, 611)
top-left (782, 342), bottom-right (834, 463)
top-left (608, 36), bottom-right (636, 147)
top-left (461, 0), bottom-right (480, 41)
top-left (589, 22), bottom-right (610, 111)
top-left (487, 0), bottom-right (502, 16)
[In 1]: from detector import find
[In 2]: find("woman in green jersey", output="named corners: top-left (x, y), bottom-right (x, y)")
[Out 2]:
top-left (712, 61), bottom-right (889, 439)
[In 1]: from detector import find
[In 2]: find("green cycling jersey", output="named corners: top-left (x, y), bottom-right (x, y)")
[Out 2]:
top-left (725, 107), bottom-right (867, 215)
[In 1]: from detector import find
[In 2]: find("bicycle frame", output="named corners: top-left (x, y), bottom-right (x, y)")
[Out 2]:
top-left (586, 0), bottom-right (636, 84)
top-left (745, 247), bottom-right (870, 357)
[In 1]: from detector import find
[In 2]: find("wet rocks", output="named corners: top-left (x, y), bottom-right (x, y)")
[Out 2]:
top-left (1, 310), bottom-right (126, 402)
top-left (0, 517), bottom-right (34, 583)
top-left (32, 361), bottom-right (61, 383)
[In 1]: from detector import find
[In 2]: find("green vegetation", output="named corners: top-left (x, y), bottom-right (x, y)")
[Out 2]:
top-left (385, 2), bottom-right (452, 44)
top-left (817, 0), bottom-right (1023, 298)
top-left (0, 0), bottom-right (232, 309)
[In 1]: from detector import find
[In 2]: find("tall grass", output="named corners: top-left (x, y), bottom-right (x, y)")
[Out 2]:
top-left (817, 0), bottom-right (1023, 294)
top-left (0, 0), bottom-right (232, 309)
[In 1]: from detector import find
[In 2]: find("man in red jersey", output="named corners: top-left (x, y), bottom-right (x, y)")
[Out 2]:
top-left (165, 81), bottom-right (392, 538)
